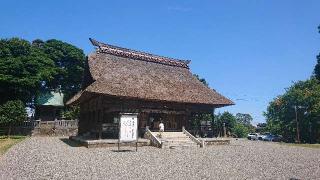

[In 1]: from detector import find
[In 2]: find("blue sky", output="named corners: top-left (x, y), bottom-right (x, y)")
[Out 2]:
top-left (1, 0), bottom-right (319, 124)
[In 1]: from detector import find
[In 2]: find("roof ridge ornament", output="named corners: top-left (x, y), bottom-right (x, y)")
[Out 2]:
top-left (89, 38), bottom-right (191, 69)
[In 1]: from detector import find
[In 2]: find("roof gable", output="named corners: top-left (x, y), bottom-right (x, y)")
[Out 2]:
top-left (89, 38), bottom-right (191, 69)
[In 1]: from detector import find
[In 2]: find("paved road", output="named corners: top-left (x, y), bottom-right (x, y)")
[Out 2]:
top-left (0, 137), bottom-right (319, 180)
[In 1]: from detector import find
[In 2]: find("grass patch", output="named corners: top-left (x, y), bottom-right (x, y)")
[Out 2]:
top-left (279, 142), bottom-right (320, 149)
top-left (0, 136), bottom-right (26, 156)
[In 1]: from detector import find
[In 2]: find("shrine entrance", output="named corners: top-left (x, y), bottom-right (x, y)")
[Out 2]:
top-left (145, 113), bottom-right (187, 132)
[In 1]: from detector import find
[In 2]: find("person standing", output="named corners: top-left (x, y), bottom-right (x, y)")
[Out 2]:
top-left (159, 120), bottom-right (164, 138)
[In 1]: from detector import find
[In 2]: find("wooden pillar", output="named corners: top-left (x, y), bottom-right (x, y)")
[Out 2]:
top-left (98, 110), bottom-right (102, 139)
top-left (212, 108), bottom-right (215, 137)
top-left (185, 110), bottom-right (191, 130)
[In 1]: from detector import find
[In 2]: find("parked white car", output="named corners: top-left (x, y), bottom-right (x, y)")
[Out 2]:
top-left (257, 134), bottom-right (265, 140)
top-left (247, 133), bottom-right (259, 140)
top-left (257, 133), bottom-right (268, 140)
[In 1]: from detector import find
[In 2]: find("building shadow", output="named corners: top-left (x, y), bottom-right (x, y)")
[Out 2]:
top-left (111, 150), bottom-right (136, 153)
top-left (60, 138), bottom-right (82, 147)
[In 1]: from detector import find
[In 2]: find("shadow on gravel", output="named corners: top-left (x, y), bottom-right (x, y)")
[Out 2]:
top-left (60, 138), bottom-right (82, 147)
top-left (111, 150), bottom-right (136, 153)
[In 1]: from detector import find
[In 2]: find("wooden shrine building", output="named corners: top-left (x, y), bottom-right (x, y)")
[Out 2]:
top-left (36, 91), bottom-right (64, 121)
top-left (67, 38), bottom-right (234, 138)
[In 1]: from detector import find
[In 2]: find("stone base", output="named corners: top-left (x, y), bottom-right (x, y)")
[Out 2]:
top-left (69, 136), bottom-right (150, 148)
top-left (200, 138), bottom-right (231, 146)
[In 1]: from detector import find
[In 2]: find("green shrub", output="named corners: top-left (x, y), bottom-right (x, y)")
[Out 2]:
top-left (232, 123), bottom-right (250, 138)
top-left (62, 106), bottom-right (80, 120)
top-left (0, 100), bottom-right (27, 137)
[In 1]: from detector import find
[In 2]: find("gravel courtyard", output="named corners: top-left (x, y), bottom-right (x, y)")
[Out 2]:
top-left (0, 137), bottom-right (319, 180)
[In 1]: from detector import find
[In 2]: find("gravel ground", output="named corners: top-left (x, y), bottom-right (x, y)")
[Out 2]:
top-left (0, 137), bottom-right (319, 180)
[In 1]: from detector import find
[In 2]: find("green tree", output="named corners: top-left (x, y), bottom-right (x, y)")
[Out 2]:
top-left (194, 74), bottom-right (209, 87)
top-left (235, 113), bottom-right (255, 132)
top-left (62, 106), bottom-right (80, 120)
top-left (0, 38), bottom-right (56, 104)
top-left (0, 38), bottom-right (85, 104)
top-left (264, 78), bottom-right (320, 143)
top-left (232, 123), bottom-right (249, 138)
top-left (0, 100), bottom-right (27, 137)
top-left (235, 113), bottom-right (253, 126)
top-left (215, 112), bottom-right (236, 136)
top-left (39, 39), bottom-right (85, 100)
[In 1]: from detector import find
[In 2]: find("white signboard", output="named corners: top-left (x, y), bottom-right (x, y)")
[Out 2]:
top-left (119, 114), bottom-right (138, 142)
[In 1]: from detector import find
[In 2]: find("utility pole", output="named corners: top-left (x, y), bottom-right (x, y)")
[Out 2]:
top-left (293, 105), bottom-right (307, 144)
top-left (294, 106), bottom-right (300, 144)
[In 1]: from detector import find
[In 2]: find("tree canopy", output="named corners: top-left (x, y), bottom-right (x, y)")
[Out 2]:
top-left (214, 111), bottom-right (253, 138)
top-left (0, 38), bottom-right (56, 104)
top-left (264, 78), bottom-right (320, 143)
top-left (0, 38), bottom-right (85, 104)
top-left (214, 112), bottom-right (236, 136)
top-left (36, 39), bottom-right (85, 100)
top-left (235, 113), bottom-right (253, 127)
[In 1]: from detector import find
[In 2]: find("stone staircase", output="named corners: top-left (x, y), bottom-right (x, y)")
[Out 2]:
top-left (151, 131), bottom-right (199, 149)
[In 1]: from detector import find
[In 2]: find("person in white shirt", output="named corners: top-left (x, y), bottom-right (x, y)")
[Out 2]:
top-left (159, 120), bottom-right (164, 137)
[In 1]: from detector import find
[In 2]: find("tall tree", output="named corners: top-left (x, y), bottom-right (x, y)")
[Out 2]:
top-left (0, 38), bottom-right (56, 104)
top-left (235, 113), bottom-right (253, 126)
top-left (264, 78), bottom-right (320, 143)
top-left (0, 38), bottom-right (85, 104)
top-left (36, 39), bottom-right (85, 100)
top-left (215, 112), bottom-right (236, 136)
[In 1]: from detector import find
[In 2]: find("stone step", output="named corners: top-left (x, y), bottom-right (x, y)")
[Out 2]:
top-left (160, 138), bottom-right (191, 142)
top-left (165, 143), bottom-right (198, 147)
top-left (163, 141), bottom-right (198, 145)
top-left (161, 136), bottom-right (188, 139)
top-left (160, 136), bottom-right (188, 139)
top-left (155, 132), bottom-right (184, 135)
top-left (150, 131), bottom-right (200, 148)
top-left (155, 134), bottom-right (185, 136)
top-left (161, 139), bottom-right (192, 143)
top-left (163, 143), bottom-right (199, 148)
top-left (161, 135), bottom-right (187, 137)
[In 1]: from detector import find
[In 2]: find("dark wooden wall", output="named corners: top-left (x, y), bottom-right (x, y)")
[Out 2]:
top-left (78, 95), bottom-right (215, 136)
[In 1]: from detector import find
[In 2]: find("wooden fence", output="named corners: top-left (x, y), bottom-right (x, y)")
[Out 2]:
top-left (16, 119), bottom-right (78, 129)
top-left (0, 120), bottom-right (78, 136)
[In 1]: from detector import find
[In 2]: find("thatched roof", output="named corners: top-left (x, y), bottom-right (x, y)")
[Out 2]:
top-left (67, 39), bottom-right (234, 107)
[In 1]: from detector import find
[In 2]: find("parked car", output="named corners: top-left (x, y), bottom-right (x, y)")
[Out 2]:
top-left (262, 134), bottom-right (273, 141)
top-left (257, 132), bottom-right (271, 140)
top-left (271, 135), bottom-right (282, 142)
top-left (247, 133), bottom-right (259, 140)
top-left (262, 134), bottom-right (282, 142)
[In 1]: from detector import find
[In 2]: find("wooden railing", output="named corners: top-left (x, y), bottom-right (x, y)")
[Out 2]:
top-left (19, 120), bottom-right (41, 128)
top-left (144, 128), bottom-right (162, 148)
top-left (53, 120), bottom-right (78, 128)
top-left (182, 126), bottom-right (204, 148)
